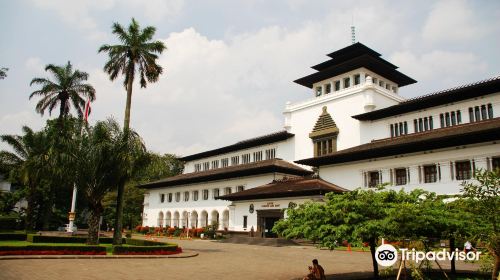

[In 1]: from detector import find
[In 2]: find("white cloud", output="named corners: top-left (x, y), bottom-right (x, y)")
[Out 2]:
top-left (30, 0), bottom-right (185, 40)
top-left (122, 0), bottom-right (185, 22)
top-left (24, 57), bottom-right (44, 74)
top-left (31, 0), bottom-right (114, 41)
top-left (391, 50), bottom-right (488, 87)
top-left (422, 0), bottom-right (487, 44)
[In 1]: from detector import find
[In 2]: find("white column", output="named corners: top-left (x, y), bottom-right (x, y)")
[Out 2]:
top-left (67, 185), bottom-right (77, 232)
top-left (438, 162), bottom-right (452, 183)
top-left (474, 157), bottom-right (487, 171)
top-left (408, 165), bottom-right (419, 185)
top-left (381, 169), bottom-right (390, 185)
top-left (451, 161), bottom-right (456, 181)
top-left (228, 204), bottom-right (236, 231)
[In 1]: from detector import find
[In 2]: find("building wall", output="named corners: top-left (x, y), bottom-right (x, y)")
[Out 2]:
top-left (143, 173), bottom-right (294, 228)
top-left (284, 68), bottom-right (404, 162)
top-left (318, 142), bottom-right (500, 194)
top-left (360, 92), bottom-right (500, 143)
top-left (183, 138), bottom-right (296, 174)
top-left (231, 197), bottom-right (316, 233)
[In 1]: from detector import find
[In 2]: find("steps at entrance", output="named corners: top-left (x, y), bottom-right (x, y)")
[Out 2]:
top-left (220, 236), bottom-right (298, 247)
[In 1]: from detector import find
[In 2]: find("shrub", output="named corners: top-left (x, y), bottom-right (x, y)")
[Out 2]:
top-left (27, 234), bottom-right (125, 244)
top-left (112, 245), bottom-right (181, 255)
top-left (173, 227), bottom-right (182, 237)
top-left (125, 238), bottom-right (169, 246)
top-left (0, 216), bottom-right (22, 230)
top-left (0, 245), bottom-right (106, 255)
top-left (166, 227), bottom-right (175, 236)
top-left (194, 228), bottom-right (204, 237)
top-left (0, 233), bottom-right (27, 241)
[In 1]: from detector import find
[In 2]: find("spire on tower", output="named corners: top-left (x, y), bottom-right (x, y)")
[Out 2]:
top-left (351, 26), bottom-right (356, 44)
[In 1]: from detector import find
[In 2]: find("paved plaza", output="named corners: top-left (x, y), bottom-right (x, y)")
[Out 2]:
top-left (0, 237), bottom-right (479, 280)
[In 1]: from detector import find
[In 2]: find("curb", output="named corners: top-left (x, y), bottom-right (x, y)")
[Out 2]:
top-left (0, 250), bottom-right (198, 260)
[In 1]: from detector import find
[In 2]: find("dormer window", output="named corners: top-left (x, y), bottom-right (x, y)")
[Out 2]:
top-left (309, 106), bottom-right (339, 157)
top-left (343, 77), bottom-right (350, 88)
top-left (354, 74), bottom-right (361, 85)
top-left (325, 83), bottom-right (331, 94)
top-left (315, 86), bottom-right (322, 97)
top-left (334, 81), bottom-right (340, 91)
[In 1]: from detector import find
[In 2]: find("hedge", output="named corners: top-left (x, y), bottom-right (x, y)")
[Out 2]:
top-left (0, 217), bottom-right (21, 230)
top-left (125, 238), bottom-right (169, 246)
top-left (27, 234), bottom-right (125, 244)
top-left (112, 245), bottom-right (181, 255)
top-left (0, 233), bottom-right (27, 241)
top-left (0, 245), bottom-right (106, 255)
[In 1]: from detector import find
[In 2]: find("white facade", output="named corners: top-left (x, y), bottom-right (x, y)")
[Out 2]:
top-left (142, 43), bottom-right (500, 233)
top-left (143, 173), bottom-right (297, 229)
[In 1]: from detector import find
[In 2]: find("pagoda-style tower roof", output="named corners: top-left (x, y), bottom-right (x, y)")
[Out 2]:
top-left (294, 42), bottom-right (416, 88)
top-left (309, 106), bottom-right (339, 139)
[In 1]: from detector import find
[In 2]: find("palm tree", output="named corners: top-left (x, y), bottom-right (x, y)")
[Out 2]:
top-left (0, 127), bottom-right (51, 230)
top-left (29, 61), bottom-right (96, 120)
top-left (74, 119), bottom-right (146, 245)
top-left (99, 18), bottom-right (165, 244)
top-left (0, 67), bottom-right (8, 80)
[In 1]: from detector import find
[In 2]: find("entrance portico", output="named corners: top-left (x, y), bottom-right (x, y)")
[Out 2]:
top-left (256, 209), bottom-right (283, 238)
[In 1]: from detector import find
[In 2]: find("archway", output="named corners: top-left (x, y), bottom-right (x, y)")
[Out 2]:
top-left (200, 210), bottom-right (208, 227)
top-left (222, 209), bottom-right (229, 230)
top-left (157, 211), bottom-right (164, 227)
top-left (210, 210), bottom-right (220, 229)
top-left (181, 211), bottom-right (189, 228)
top-left (191, 211), bottom-right (199, 228)
top-left (173, 211), bottom-right (180, 227)
top-left (165, 211), bottom-right (172, 227)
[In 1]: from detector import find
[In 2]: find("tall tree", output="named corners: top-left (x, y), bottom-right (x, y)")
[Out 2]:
top-left (0, 127), bottom-right (50, 230)
top-left (74, 119), bottom-right (146, 244)
top-left (99, 18), bottom-right (166, 244)
top-left (102, 153), bottom-right (183, 231)
top-left (29, 61), bottom-right (96, 120)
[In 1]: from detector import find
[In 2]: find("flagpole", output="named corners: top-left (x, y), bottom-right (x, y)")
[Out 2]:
top-left (67, 99), bottom-right (91, 233)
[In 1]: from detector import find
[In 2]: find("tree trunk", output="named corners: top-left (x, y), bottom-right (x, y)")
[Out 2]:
top-left (25, 184), bottom-right (36, 231)
top-left (123, 74), bottom-right (133, 132)
top-left (113, 179), bottom-right (126, 245)
top-left (87, 203), bottom-right (102, 245)
top-left (450, 237), bottom-right (456, 275)
top-left (370, 238), bottom-right (379, 279)
top-left (113, 69), bottom-right (134, 246)
top-left (492, 255), bottom-right (499, 280)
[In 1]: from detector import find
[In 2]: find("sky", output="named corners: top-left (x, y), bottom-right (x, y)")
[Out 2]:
top-left (0, 0), bottom-right (499, 157)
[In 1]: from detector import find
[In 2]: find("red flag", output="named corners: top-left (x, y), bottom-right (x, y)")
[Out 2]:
top-left (84, 99), bottom-right (91, 122)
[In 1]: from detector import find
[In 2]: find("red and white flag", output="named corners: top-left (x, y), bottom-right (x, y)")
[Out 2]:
top-left (84, 99), bottom-right (91, 122)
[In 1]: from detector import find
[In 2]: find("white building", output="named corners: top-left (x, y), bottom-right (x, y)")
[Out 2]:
top-left (140, 43), bottom-right (500, 237)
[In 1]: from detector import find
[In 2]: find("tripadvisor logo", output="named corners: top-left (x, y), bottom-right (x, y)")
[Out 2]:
top-left (375, 244), bottom-right (481, 267)
top-left (375, 244), bottom-right (398, 266)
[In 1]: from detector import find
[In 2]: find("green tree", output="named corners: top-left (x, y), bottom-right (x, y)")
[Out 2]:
top-left (0, 67), bottom-right (8, 79)
top-left (0, 127), bottom-right (51, 230)
top-left (99, 18), bottom-right (166, 244)
top-left (29, 61), bottom-right (96, 120)
top-left (102, 153), bottom-right (183, 231)
top-left (461, 170), bottom-right (500, 280)
top-left (274, 188), bottom-right (470, 279)
top-left (74, 119), bottom-right (146, 244)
